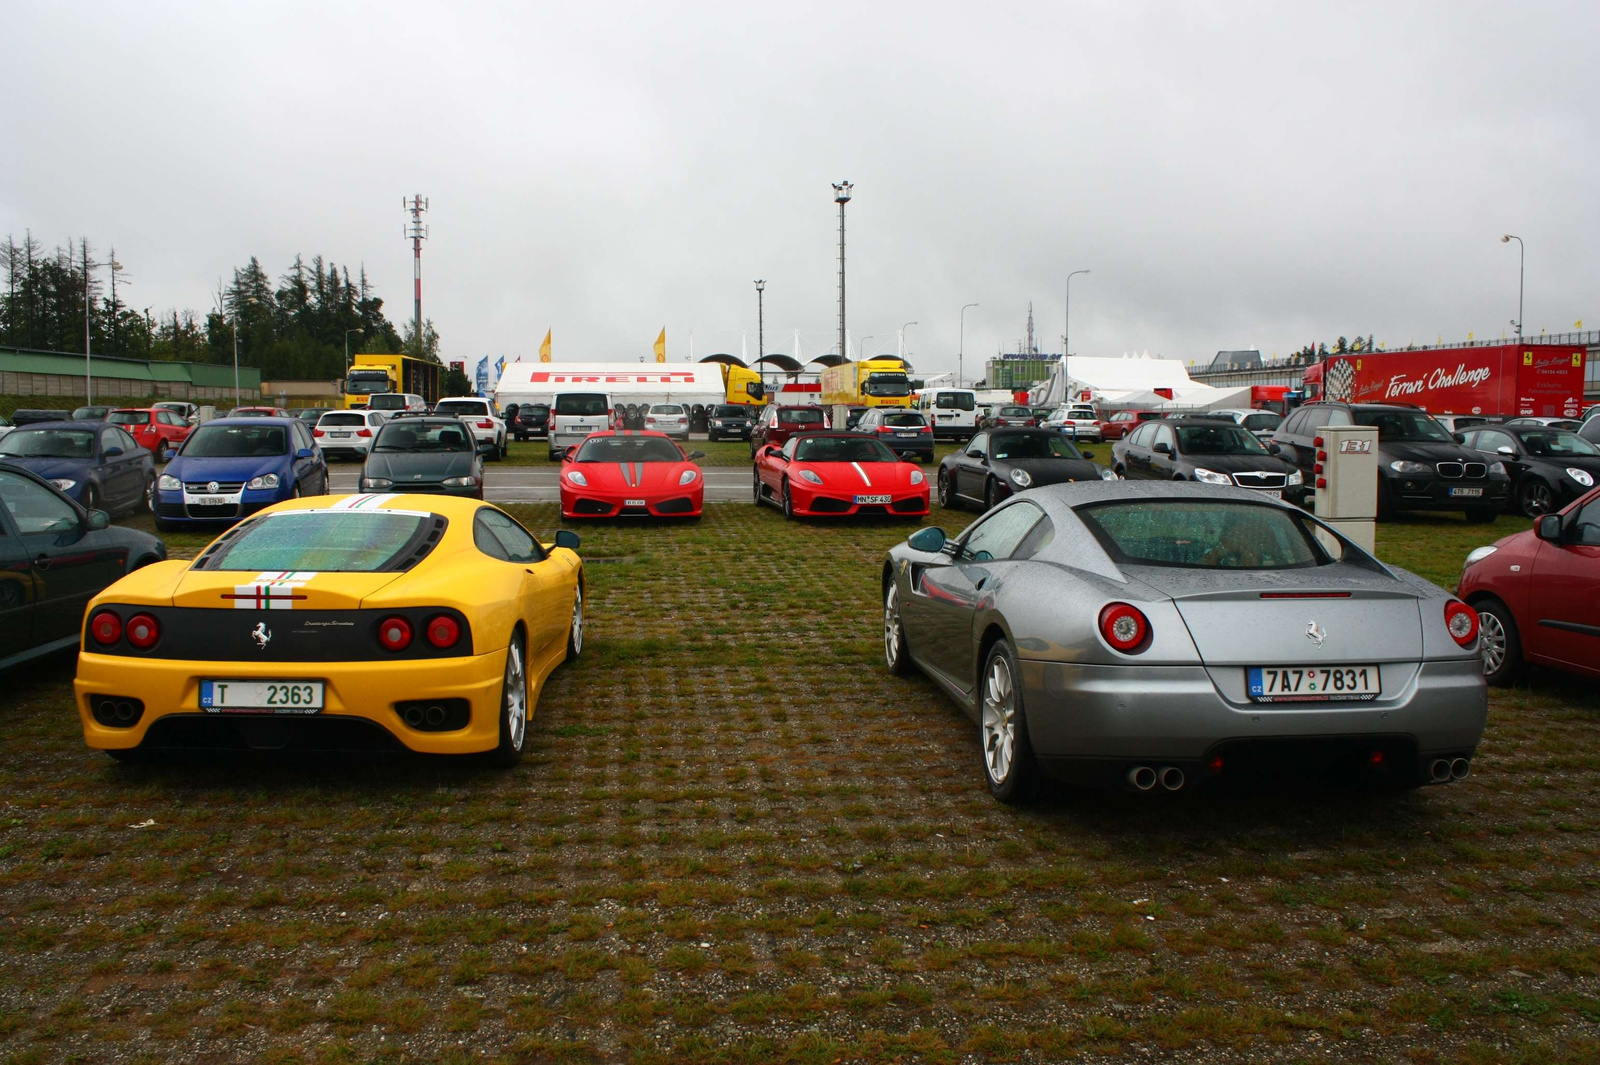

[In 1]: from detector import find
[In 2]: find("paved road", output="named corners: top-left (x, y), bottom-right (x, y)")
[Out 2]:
top-left (326, 465), bottom-right (756, 503)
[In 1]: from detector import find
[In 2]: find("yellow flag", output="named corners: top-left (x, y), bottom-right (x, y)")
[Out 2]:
top-left (539, 329), bottom-right (552, 363)
top-left (1467, 331), bottom-right (1474, 341)
top-left (1576, 320), bottom-right (1584, 330)
top-left (654, 328), bottom-right (666, 363)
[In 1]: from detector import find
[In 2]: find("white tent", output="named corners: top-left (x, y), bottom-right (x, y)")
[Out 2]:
top-left (494, 362), bottom-right (728, 409)
top-left (1035, 354), bottom-right (1214, 408)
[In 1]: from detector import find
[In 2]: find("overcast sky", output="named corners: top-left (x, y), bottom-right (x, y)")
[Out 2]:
top-left (4, 1), bottom-right (1596, 376)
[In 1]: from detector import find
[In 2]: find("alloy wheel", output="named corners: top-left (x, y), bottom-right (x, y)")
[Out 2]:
top-left (883, 585), bottom-right (905, 672)
top-left (503, 639), bottom-right (527, 752)
top-left (981, 654), bottom-right (1017, 785)
top-left (568, 587), bottom-right (584, 658)
top-left (1477, 609), bottom-right (1507, 677)
top-left (937, 469), bottom-right (951, 507)
top-left (1519, 480), bottom-right (1553, 518)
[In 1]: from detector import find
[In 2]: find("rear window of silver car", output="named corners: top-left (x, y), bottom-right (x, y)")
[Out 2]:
top-left (1077, 501), bottom-right (1322, 570)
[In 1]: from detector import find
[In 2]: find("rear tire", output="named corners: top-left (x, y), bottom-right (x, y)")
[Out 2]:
top-left (751, 468), bottom-right (764, 506)
top-left (1475, 598), bottom-right (1523, 686)
top-left (937, 469), bottom-right (953, 509)
top-left (565, 586), bottom-right (584, 660)
top-left (979, 641), bottom-right (1037, 804)
top-left (781, 479), bottom-right (795, 520)
top-left (983, 477), bottom-right (999, 511)
top-left (488, 636), bottom-right (529, 767)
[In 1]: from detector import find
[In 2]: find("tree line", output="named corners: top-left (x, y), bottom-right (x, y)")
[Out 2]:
top-left (0, 233), bottom-right (442, 380)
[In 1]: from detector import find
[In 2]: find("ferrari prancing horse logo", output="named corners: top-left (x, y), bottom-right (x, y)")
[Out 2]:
top-left (251, 622), bottom-right (271, 649)
top-left (1306, 621), bottom-right (1327, 648)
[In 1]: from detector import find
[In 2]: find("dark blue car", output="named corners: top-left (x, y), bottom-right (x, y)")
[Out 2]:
top-left (153, 417), bottom-right (328, 530)
top-left (0, 420), bottom-right (155, 515)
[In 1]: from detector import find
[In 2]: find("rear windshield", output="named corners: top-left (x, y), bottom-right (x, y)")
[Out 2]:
top-left (574, 436), bottom-right (684, 462)
top-left (934, 392), bottom-right (976, 410)
top-left (999, 406), bottom-right (1032, 416)
top-left (1175, 425), bottom-right (1268, 455)
top-left (781, 408), bottom-right (825, 425)
top-left (367, 395), bottom-right (407, 410)
top-left (108, 411), bottom-right (152, 426)
top-left (374, 421), bottom-right (473, 451)
top-left (1068, 408), bottom-right (1097, 418)
top-left (1077, 501), bottom-right (1321, 570)
top-left (555, 394), bottom-right (609, 416)
top-left (793, 436), bottom-right (897, 462)
top-left (182, 424), bottom-right (287, 457)
top-left (650, 405), bottom-right (684, 415)
top-left (1355, 409), bottom-right (1452, 443)
top-left (198, 511), bottom-right (439, 572)
top-left (433, 400), bottom-right (488, 417)
top-left (319, 413), bottom-right (367, 427)
top-left (1240, 412), bottom-right (1282, 431)
top-left (0, 429), bottom-right (96, 458)
top-left (990, 433), bottom-right (1082, 461)
top-left (882, 412), bottom-right (926, 427)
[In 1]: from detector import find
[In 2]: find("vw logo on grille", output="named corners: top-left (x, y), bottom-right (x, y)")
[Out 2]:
top-left (207, 481), bottom-right (220, 493)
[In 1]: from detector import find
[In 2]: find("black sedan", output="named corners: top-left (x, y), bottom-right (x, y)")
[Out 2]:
top-left (1112, 418), bottom-right (1300, 498)
top-left (360, 417), bottom-right (487, 498)
top-left (937, 428), bottom-right (1113, 511)
top-left (1459, 424), bottom-right (1600, 517)
top-left (0, 462), bottom-right (166, 672)
top-left (707, 404), bottom-right (754, 442)
top-left (0, 421), bottom-right (156, 515)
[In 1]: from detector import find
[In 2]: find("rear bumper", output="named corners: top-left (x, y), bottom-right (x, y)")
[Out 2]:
top-left (1017, 657), bottom-right (1487, 764)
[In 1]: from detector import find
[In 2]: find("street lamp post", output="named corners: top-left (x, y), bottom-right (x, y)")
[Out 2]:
top-left (232, 316), bottom-right (241, 407)
top-left (1064, 269), bottom-right (1090, 402)
top-left (959, 303), bottom-right (978, 386)
top-left (899, 322), bottom-right (917, 360)
top-left (833, 181), bottom-right (852, 360)
top-left (1501, 235), bottom-right (1524, 341)
top-left (754, 280), bottom-right (766, 399)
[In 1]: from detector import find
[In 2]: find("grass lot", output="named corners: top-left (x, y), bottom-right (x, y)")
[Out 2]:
top-left (1, 501), bottom-right (1596, 1063)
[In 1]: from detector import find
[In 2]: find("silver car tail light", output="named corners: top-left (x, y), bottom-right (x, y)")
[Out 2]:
top-left (1098, 603), bottom-right (1151, 654)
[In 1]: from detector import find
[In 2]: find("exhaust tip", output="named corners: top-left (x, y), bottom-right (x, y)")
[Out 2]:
top-left (1159, 766), bottom-right (1185, 791)
top-left (402, 706), bottom-right (424, 728)
top-left (1127, 766), bottom-right (1157, 791)
top-left (1450, 757), bottom-right (1470, 781)
top-left (424, 705), bottom-right (446, 727)
top-left (1429, 758), bottom-right (1453, 784)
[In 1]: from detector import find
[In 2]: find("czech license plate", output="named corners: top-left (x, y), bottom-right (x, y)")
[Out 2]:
top-left (331, 431), bottom-right (350, 438)
top-left (1247, 665), bottom-right (1380, 702)
top-left (201, 679), bottom-right (324, 713)
top-left (1255, 489), bottom-right (1282, 499)
top-left (1449, 486), bottom-right (1483, 498)
top-left (854, 494), bottom-right (891, 504)
top-left (624, 498), bottom-right (646, 507)
top-left (195, 496), bottom-right (225, 506)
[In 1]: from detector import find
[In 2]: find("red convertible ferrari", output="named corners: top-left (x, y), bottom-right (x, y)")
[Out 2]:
top-left (753, 432), bottom-right (929, 519)
top-left (559, 431), bottom-right (704, 518)
top-left (1458, 484), bottom-right (1600, 684)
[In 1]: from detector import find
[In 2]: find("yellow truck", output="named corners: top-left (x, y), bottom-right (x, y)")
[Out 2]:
top-left (342, 353), bottom-right (442, 409)
top-left (820, 358), bottom-right (913, 409)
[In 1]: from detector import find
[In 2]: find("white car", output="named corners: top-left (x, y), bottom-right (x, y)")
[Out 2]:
top-left (1042, 405), bottom-right (1102, 440)
top-left (313, 409), bottom-right (389, 461)
top-left (432, 398), bottom-right (508, 459)
top-left (643, 403), bottom-right (690, 440)
top-left (1208, 407), bottom-right (1285, 442)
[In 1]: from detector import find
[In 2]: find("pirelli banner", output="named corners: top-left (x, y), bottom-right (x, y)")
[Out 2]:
top-left (493, 363), bottom-right (729, 409)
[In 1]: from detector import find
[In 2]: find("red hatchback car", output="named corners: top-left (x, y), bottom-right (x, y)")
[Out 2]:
top-left (750, 404), bottom-right (828, 456)
top-left (1098, 410), bottom-right (1164, 441)
top-left (1457, 485), bottom-right (1600, 684)
top-left (107, 408), bottom-right (192, 453)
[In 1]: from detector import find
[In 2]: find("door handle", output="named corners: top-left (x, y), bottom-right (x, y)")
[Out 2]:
top-left (33, 555), bottom-right (52, 569)
top-left (974, 576), bottom-right (987, 591)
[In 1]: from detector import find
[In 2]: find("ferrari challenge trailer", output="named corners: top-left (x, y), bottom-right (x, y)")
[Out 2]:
top-left (494, 363), bottom-right (739, 412)
top-left (1315, 344), bottom-right (1585, 418)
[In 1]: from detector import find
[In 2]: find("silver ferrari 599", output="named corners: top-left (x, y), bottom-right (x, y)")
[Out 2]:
top-left (881, 482), bottom-right (1488, 801)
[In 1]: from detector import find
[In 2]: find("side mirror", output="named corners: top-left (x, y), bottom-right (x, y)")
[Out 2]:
top-left (553, 530), bottom-right (580, 551)
top-left (564, 445), bottom-right (578, 460)
top-left (966, 450), bottom-right (984, 460)
top-left (1536, 514), bottom-right (1563, 541)
top-left (296, 448), bottom-right (314, 459)
top-left (1452, 432), bottom-right (1467, 444)
top-left (1497, 445), bottom-right (1516, 457)
top-left (907, 526), bottom-right (947, 553)
top-left (86, 509), bottom-right (111, 530)
top-left (103, 446), bottom-right (124, 458)
top-left (687, 450), bottom-right (706, 460)
top-left (1153, 442), bottom-right (1172, 455)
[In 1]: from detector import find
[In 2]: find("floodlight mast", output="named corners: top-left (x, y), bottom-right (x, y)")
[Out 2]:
top-left (833, 181), bottom-right (852, 362)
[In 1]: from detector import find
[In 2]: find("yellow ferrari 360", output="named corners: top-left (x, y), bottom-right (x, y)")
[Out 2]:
top-left (74, 494), bottom-right (583, 764)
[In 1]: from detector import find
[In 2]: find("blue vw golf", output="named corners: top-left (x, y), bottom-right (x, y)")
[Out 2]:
top-left (152, 417), bottom-right (328, 530)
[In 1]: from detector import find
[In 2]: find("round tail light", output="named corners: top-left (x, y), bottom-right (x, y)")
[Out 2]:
top-left (378, 616), bottom-right (413, 652)
top-left (125, 613), bottom-right (161, 650)
top-left (1098, 602), bottom-right (1151, 654)
top-left (426, 615), bottom-right (461, 649)
top-left (1445, 601), bottom-right (1479, 647)
top-left (89, 610), bottom-right (123, 646)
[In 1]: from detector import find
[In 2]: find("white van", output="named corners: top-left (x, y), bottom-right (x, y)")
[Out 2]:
top-left (367, 392), bottom-right (428, 413)
top-left (549, 391), bottom-right (614, 459)
top-left (916, 388), bottom-right (979, 440)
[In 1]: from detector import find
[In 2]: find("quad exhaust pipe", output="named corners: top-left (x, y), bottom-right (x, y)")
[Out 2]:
top-left (1127, 766), bottom-right (1185, 792)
